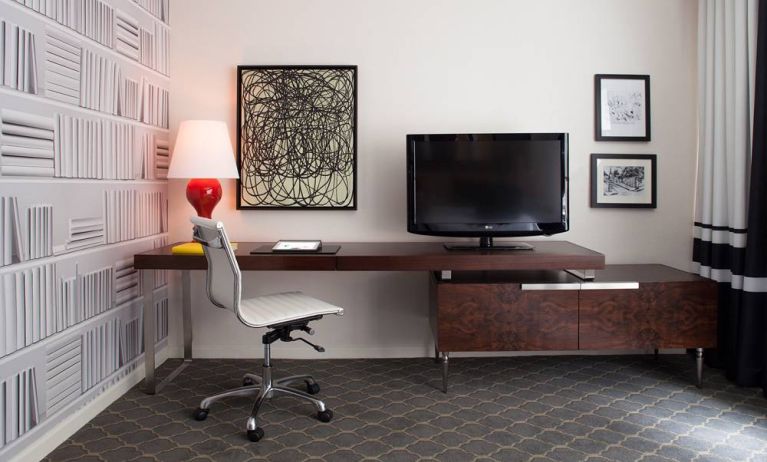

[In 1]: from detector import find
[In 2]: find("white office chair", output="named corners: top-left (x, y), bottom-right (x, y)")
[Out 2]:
top-left (189, 217), bottom-right (344, 442)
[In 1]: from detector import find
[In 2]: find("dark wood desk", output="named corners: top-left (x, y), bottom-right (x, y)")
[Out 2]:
top-left (135, 240), bottom-right (605, 271)
top-left (134, 240), bottom-right (605, 393)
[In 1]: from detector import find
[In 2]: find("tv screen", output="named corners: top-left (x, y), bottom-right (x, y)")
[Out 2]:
top-left (407, 133), bottom-right (568, 240)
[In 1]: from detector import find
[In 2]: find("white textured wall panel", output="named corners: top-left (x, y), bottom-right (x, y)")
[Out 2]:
top-left (0, 0), bottom-right (170, 458)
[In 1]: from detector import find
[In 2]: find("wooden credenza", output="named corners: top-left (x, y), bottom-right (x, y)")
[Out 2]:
top-left (431, 264), bottom-right (717, 391)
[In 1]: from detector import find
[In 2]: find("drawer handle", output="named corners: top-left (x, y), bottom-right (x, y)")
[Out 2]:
top-left (520, 283), bottom-right (581, 291)
top-left (580, 282), bottom-right (639, 290)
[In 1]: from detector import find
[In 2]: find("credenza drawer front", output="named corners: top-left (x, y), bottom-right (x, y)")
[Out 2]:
top-left (578, 281), bottom-right (718, 350)
top-left (437, 284), bottom-right (578, 352)
top-left (648, 281), bottom-right (718, 348)
top-left (579, 289), bottom-right (654, 350)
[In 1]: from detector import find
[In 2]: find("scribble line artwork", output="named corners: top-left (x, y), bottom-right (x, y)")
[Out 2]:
top-left (238, 66), bottom-right (357, 209)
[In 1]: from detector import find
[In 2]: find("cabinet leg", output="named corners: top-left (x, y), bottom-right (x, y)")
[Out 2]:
top-left (434, 344), bottom-right (440, 364)
top-left (654, 348), bottom-right (659, 360)
top-left (695, 348), bottom-right (703, 388)
top-left (441, 352), bottom-right (449, 393)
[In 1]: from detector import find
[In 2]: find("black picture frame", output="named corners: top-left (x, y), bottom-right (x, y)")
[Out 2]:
top-left (595, 74), bottom-right (651, 142)
top-left (590, 154), bottom-right (657, 208)
top-left (236, 65), bottom-right (358, 210)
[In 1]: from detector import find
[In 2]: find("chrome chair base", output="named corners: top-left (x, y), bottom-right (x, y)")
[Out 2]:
top-left (196, 375), bottom-right (324, 411)
top-left (193, 344), bottom-right (333, 442)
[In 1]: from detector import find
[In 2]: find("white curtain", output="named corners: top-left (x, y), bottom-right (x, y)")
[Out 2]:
top-left (694, 0), bottom-right (759, 283)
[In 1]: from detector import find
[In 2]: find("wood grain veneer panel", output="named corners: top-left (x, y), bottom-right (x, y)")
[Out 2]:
top-left (578, 281), bottom-right (718, 350)
top-left (578, 289), bottom-right (654, 349)
top-left (648, 281), bottom-right (717, 348)
top-left (436, 284), bottom-right (578, 351)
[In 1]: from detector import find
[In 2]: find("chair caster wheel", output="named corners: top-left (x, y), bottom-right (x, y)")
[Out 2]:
top-left (243, 377), bottom-right (256, 386)
top-left (317, 409), bottom-right (333, 422)
top-left (247, 427), bottom-right (264, 442)
top-left (193, 408), bottom-right (209, 421)
top-left (306, 381), bottom-right (320, 395)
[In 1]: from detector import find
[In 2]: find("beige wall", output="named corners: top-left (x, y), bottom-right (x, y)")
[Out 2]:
top-left (168, 0), bottom-right (698, 358)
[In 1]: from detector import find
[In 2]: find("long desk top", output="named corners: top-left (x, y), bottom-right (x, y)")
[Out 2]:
top-left (134, 241), bottom-right (605, 271)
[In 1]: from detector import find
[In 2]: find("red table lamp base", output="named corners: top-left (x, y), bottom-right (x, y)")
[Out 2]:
top-left (186, 178), bottom-right (223, 219)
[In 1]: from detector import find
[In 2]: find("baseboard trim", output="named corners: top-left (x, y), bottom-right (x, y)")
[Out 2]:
top-left (167, 345), bottom-right (433, 359)
top-left (167, 345), bottom-right (686, 360)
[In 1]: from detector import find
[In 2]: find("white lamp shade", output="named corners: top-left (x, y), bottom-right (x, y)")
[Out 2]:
top-left (167, 120), bottom-right (240, 179)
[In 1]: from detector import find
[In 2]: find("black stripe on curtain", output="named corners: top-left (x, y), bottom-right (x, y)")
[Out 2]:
top-left (693, 222), bottom-right (748, 233)
top-left (706, 0), bottom-right (767, 395)
top-left (692, 239), bottom-right (746, 273)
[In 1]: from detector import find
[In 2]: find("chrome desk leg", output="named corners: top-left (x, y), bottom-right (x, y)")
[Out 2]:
top-left (696, 348), bottom-right (704, 388)
top-left (142, 269), bottom-right (156, 394)
top-left (142, 269), bottom-right (194, 395)
top-left (155, 271), bottom-right (193, 391)
top-left (182, 270), bottom-right (192, 362)
top-left (441, 352), bottom-right (449, 393)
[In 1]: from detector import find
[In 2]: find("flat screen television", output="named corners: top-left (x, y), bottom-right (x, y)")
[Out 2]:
top-left (406, 133), bottom-right (569, 250)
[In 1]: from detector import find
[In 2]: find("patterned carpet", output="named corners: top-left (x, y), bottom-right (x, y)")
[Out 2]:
top-left (44, 355), bottom-right (767, 462)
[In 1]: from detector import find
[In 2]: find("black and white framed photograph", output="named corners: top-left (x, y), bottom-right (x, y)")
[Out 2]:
top-left (237, 65), bottom-right (357, 209)
top-left (590, 154), bottom-right (657, 208)
top-left (595, 74), bottom-right (651, 141)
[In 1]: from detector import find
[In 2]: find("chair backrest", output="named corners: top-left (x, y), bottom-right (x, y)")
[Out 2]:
top-left (191, 217), bottom-right (241, 315)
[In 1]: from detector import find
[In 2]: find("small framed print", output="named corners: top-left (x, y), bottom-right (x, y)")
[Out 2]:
top-left (595, 74), bottom-right (651, 141)
top-left (591, 154), bottom-right (657, 208)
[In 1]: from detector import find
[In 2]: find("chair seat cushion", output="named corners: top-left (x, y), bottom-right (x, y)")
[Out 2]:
top-left (239, 291), bottom-right (344, 327)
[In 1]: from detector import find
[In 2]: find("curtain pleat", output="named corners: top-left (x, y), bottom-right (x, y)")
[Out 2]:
top-left (740, 0), bottom-right (767, 393)
top-left (694, 0), bottom-right (766, 395)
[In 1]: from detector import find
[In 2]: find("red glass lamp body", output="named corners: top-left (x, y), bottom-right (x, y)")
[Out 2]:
top-left (186, 178), bottom-right (222, 219)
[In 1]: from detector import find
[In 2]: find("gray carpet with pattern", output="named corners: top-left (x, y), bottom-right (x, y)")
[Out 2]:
top-left (43, 355), bottom-right (767, 462)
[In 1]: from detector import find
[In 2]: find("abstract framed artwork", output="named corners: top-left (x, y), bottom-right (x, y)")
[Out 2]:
top-left (595, 74), bottom-right (651, 141)
top-left (237, 65), bottom-right (357, 209)
top-left (590, 154), bottom-right (657, 208)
